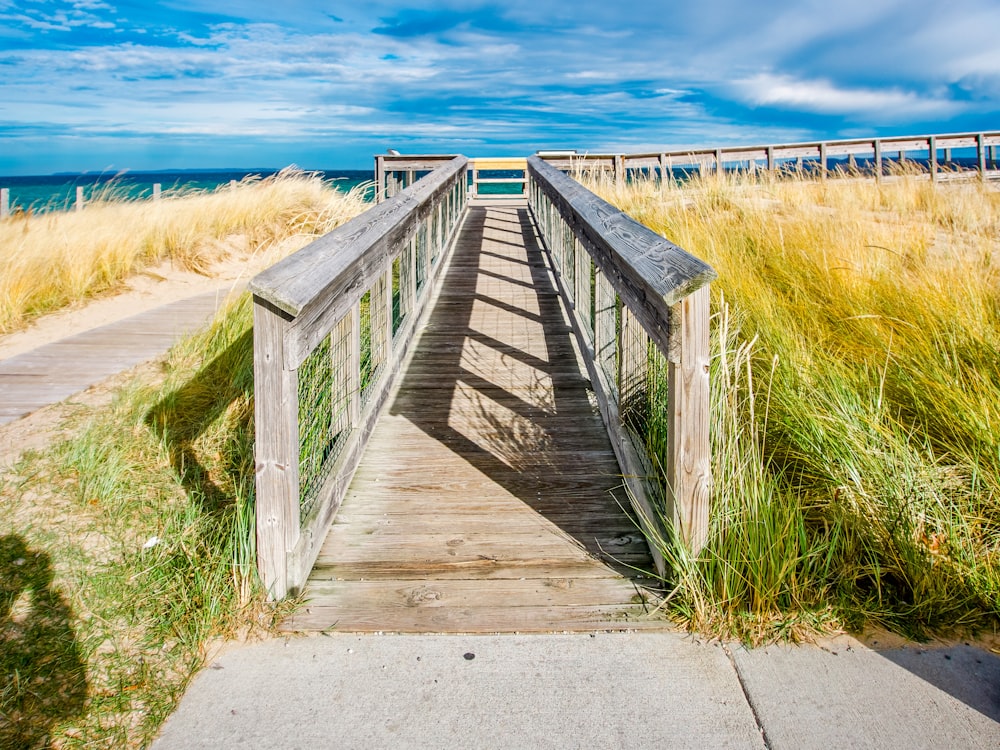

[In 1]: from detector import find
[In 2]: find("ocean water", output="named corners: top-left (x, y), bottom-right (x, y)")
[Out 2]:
top-left (0, 169), bottom-right (374, 214)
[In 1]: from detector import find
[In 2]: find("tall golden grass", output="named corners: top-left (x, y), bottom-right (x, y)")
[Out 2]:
top-left (586, 169), bottom-right (1000, 641)
top-left (1, 174), bottom-right (368, 744)
top-left (0, 169), bottom-right (370, 333)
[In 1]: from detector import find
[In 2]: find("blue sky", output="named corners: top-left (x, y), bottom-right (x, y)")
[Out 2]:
top-left (1, 0), bottom-right (998, 174)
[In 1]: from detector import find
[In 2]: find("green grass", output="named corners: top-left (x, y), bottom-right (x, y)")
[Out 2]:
top-left (586, 170), bottom-right (1000, 644)
top-left (0, 183), bottom-right (366, 746)
top-left (0, 295), bottom-right (268, 747)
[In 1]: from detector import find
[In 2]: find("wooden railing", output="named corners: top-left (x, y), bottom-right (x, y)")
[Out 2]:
top-left (527, 156), bottom-right (717, 573)
top-left (538, 130), bottom-right (1000, 182)
top-left (250, 156), bottom-right (468, 599)
top-left (375, 155), bottom-right (528, 202)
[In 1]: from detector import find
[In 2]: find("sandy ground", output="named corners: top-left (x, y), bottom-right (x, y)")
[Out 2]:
top-left (0, 254), bottom-right (262, 361)
top-left (0, 245), bottom-right (287, 468)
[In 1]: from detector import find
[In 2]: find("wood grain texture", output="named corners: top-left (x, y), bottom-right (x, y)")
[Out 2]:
top-left (527, 156), bottom-right (716, 358)
top-left (250, 156), bottom-right (467, 323)
top-left (253, 298), bottom-right (300, 599)
top-left (283, 203), bottom-right (665, 634)
top-left (0, 290), bottom-right (237, 426)
top-left (667, 284), bottom-right (712, 553)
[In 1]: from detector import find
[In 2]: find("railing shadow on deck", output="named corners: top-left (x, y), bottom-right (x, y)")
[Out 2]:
top-left (387, 204), bottom-right (650, 577)
top-left (250, 151), bottom-right (717, 599)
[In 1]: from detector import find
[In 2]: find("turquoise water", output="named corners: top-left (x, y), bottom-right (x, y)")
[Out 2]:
top-left (0, 169), bottom-right (374, 214)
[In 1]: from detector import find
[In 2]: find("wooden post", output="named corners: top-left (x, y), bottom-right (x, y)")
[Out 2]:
top-left (714, 148), bottom-right (723, 177)
top-left (75, 186), bottom-right (84, 211)
top-left (944, 147), bottom-right (952, 166)
top-left (874, 140), bottom-right (883, 181)
top-left (978, 133), bottom-right (986, 181)
top-left (613, 154), bottom-right (624, 183)
top-left (848, 153), bottom-right (857, 173)
top-left (470, 164), bottom-right (478, 198)
top-left (667, 284), bottom-right (712, 553)
top-left (253, 298), bottom-right (301, 599)
top-left (819, 143), bottom-right (828, 179)
top-left (375, 155), bottom-right (385, 203)
top-left (928, 136), bottom-right (937, 182)
top-left (152, 183), bottom-right (161, 201)
top-left (766, 146), bottom-right (775, 172)
top-left (0, 188), bottom-right (8, 219)
top-left (899, 149), bottom-right (907, 167)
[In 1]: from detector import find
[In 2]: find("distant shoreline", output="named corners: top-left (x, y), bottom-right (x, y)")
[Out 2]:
top-left (0, 168), bottom-right (375, 214)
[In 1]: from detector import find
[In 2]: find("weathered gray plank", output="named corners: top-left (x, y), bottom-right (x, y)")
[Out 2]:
top-left (285, 203), bottom-right (660, 633)
top-left (0, 289), bottom-right (235, 426)
top-left (252, 298), bottom-right (300, 599)
top-left (527, 156), bottom-right (716, 357)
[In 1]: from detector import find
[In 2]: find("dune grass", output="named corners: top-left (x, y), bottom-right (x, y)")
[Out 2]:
top-left (0, 169), bottom-right (370, 334)
top-left (584, 169), bottom-right (1000, 643)
top-left (0, 183), bottom-right (366, 746)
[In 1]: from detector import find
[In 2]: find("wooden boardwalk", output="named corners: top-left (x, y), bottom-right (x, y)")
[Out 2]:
top-left (0, 290), bottom-right (236, 425)
top-left (283, 201), bottom-right (662, 632)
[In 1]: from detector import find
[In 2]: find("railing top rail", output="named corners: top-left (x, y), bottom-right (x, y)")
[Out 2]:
top-left (532, 130), bottom-right (1000, 165)
top-left (251, 155), bottom-right (467, 318)
top-left (377, 154), bottom-right (461, 170)
top-left (527, 155), bottom-right (716, 353)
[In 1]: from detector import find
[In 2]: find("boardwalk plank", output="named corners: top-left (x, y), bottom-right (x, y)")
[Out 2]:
top-left (288, 202), bottom-right (665, 634)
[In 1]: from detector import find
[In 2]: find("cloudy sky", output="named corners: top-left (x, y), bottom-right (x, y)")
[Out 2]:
top-left (1, 0), bottom-right (998, 174)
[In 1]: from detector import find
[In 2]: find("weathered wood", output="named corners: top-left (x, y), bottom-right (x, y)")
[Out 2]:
top-left (0, 187), bottom-right (7, 218)
top-left (253, 157), bottom-right (468, 598)
top-left (284, 204), bottom-right (661, 632)
top-left (253, 298), bottom-right (300, 599)
top-left (374, 154), bottom-right (385, 203)
top-left (979, 133), bottom-right (987, 180)
top-left (527, 156), bottom-right (716, 358)
top-left (929, 136), bottom-right (937, 182)
top-left (666, 284), bottom-right (712, 553)
top-left (0, 290), bottom-right (235, 426)
top-left (273, 162), bottom-right (466, 369)
top-left (250, 156), bottom-right (466, 317)
top-left (472, 157), bottom-right (527, 171)
top-left (281, 603), bottom-right (660, 633)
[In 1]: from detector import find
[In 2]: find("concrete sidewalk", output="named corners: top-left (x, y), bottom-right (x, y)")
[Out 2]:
top-left (153, 631), bottom-right (1000, 749)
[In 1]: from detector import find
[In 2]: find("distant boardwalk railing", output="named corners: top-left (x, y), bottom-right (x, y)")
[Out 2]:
top-left (250, 156), bottom-right (468, 598)
top-left (368, 131), bottom-right (1000, 207)
top-left (528, 157), bottom-right (717, 572)
top-left (537, 130), bottom-right (1000, 182)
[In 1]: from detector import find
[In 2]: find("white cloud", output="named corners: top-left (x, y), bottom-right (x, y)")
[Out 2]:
top-left (735, 73), bottom-right (962, 120)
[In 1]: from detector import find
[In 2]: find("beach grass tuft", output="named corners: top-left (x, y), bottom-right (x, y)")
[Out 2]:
top-left (0, 183), bottom-right (366, 746)
top-left (0, 169), bottom-right (370, 334)
top-left (585, 169), bottom-right (1000, 643)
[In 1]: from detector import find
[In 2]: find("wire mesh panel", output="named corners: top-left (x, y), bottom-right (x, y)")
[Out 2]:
top-left (574, 237), bottom-right (593, 343)
top-left (594, 270), bottom-right (617, 387)
top-left (297, 313), bottom-right (353, 517)
top-left (392, 243), bottom-right (414, 340)
top-left (360, 274), bottom-right (389, 405)
top-left (562, 219), bottom-right (576, 305)
top-left (642, 345), bottom-right (672, 494)
top-left (618, 306), bottom-right (650, 441)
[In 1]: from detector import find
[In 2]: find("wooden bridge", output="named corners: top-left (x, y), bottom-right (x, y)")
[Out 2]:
top-left (250, 155), bottom-right (716, 632)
